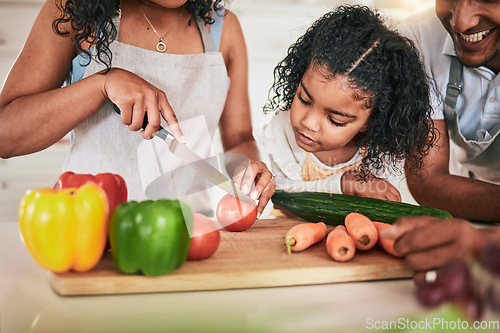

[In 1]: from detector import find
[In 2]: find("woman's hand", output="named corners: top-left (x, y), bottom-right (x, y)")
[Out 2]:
top-left (102, 68), bottom-right (184, 142)
top-left (232, 160), bottom-right (276, 218)
top-left (341, 171), bottom-right (401, 202)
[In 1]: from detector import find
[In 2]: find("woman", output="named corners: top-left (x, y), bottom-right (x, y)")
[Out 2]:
top-left (0, 0), bottom-right (274, 215)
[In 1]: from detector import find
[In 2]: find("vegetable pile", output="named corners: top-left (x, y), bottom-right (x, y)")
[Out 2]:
top-left (18, 172), bottom-right (226, 277)
top-left (284, 212), bottom-right (401, 262)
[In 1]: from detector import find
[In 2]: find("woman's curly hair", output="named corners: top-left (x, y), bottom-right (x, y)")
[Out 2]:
top-left (52, 0), bottom-right (223, 71)
top-left (265, 5), bottom-right (436, 180)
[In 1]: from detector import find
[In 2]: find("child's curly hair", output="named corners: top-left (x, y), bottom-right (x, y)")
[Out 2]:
top-left (265, 5), bottom-right (436, 180)
top-left (52, 0), bottom-right (223, 71)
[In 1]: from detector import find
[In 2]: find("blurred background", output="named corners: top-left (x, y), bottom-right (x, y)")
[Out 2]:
top-left (0, 0), bottom-right (434, 222)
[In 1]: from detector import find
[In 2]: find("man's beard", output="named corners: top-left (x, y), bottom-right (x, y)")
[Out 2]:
top-left (455, 45), bottom-right (499, 69)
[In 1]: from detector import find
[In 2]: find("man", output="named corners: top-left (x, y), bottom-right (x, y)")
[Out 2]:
top-left (399, 0), bottom-right (500, 223)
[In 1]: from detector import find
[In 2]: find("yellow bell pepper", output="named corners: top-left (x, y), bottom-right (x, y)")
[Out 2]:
top-left (18, 184), bottom-right (109, 273)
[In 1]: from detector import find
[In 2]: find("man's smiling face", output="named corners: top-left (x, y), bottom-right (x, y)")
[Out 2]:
top-left (436, 0), bottom-right (500, 73)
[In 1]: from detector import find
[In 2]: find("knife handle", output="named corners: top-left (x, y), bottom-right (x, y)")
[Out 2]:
top-left (112, 103), bottom-right (174, 143)
top-left (112, 103), bottom-right (150, 131)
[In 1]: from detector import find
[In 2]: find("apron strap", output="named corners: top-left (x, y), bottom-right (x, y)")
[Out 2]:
top-left (196, 17), bottom-right (216, 53)
top-left (209, 7), bottom-right (225, 51)
top-left (444, 56), bottom-right (463, 109)
top-left (487, 118), bottom-right (500, 138)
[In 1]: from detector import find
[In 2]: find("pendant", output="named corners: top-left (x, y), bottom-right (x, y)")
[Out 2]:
top-left (156, 40), bottom-right (166, 53)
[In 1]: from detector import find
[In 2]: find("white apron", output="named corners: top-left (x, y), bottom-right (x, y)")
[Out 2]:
top-left (444, 57), bottom-right (500, 184)
top-left (62, 10), bottom-right (230, 215)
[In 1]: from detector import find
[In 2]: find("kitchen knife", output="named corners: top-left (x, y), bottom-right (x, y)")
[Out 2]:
top-left (112, 104), bottom-right (256, 207)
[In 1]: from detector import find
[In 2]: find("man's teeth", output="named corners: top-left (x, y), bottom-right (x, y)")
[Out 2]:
top-left (459, 30), bottom-right (491, 42)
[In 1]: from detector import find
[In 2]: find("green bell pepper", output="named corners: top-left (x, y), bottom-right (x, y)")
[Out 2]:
top-left (109, 199), bottom-right (193, 277)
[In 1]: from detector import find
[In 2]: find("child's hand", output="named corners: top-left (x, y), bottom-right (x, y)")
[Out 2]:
top-left (101, 68), bottom-right (184, 142)
top-left (341, 172), bottom-right (401, 202)
top-left (232, 160), bottom-right (276, 218)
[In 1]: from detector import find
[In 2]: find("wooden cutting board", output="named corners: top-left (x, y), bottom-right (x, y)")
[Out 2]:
top-left (48, 217), bottom-right (412, 296)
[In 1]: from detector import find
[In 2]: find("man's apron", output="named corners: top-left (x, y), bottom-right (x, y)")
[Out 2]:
top-left (62, 10), bottom-right (230, 214)
top-left (444, 57), bottom-right (500, 184)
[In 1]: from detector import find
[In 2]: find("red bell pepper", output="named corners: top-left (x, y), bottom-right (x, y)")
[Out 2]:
top-left (54, 171), bottom-right (127, 215)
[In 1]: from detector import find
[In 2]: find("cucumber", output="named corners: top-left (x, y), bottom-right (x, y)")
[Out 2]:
top-left (271, 190), bottom-right (452, 225)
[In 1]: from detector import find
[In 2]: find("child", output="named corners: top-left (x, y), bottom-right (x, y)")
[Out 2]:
top-left (260, 5), bottom-right (435, 203)
top-left (0, 0), bottom-right (274, 216)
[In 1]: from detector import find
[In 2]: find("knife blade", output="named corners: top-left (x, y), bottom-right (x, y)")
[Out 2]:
top-left (112, 104), bottom-right (256, 206)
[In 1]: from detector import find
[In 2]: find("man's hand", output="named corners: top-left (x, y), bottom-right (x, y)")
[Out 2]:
top-left (381, 216), bottom-right (487, 284)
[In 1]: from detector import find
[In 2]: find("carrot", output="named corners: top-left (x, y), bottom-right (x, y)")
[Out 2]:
top-left (344, 212), bottom-right (378, 250)
top-left (326, 225), bottom-right (356, 262)
top-left (285, 222), bottom-right (327, 255)
top-left (372, 221), bottom-right (399, 257)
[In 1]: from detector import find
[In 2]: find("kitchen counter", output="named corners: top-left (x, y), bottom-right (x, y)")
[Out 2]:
top-left (2, 220), bottom-right (482, 333)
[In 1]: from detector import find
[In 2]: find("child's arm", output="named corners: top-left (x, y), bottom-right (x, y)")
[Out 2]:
top-left (217, 10), bottom-right (274, 216)
top-left (341, 171), bottom-right (401, 202)
top-left (271, 161), bottom-right (400, 202)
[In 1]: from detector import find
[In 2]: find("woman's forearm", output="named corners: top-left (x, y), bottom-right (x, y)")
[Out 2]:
top-left (0, 73), bottom-right (107, 158)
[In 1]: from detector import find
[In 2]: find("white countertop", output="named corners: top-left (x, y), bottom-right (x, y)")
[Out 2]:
top-left (0, 220), bottom-right (455, 333)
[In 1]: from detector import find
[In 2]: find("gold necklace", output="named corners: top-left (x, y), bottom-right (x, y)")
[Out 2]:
top-left (137, 3), bottom-right (184, 53)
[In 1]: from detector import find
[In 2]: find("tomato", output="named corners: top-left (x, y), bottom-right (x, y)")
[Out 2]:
top-left (187, 213), bottom-right (221, 261)
top-left (216, 194), bottom-right (257, 232)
